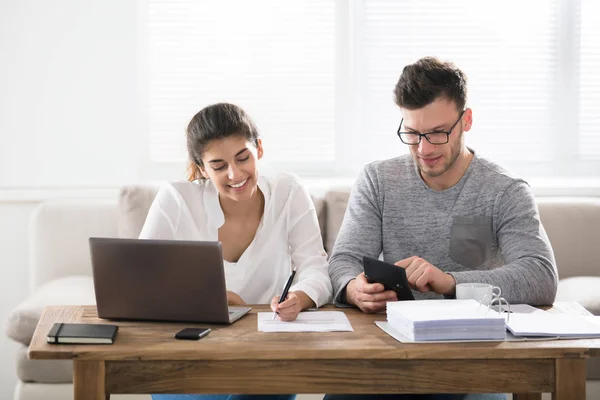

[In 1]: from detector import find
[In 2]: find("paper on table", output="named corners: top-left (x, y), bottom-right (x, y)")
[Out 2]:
top-left (257, 311), bottom-right (353, 332)
top-left (585, 316), bottom-right (600, 328)
top-left (506, 313), bottom-right (600, 338)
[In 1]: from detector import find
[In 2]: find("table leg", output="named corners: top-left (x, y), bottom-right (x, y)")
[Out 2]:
top-left (514, 394), bottom-right (541, 400)
top-left (73, 360), bottom-right (108, 400)
top-left (553, 358), bottom-right (586, 400)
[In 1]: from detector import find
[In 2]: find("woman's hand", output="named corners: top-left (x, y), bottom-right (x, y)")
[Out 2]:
top-left (227, 291), bottom-right (246, 306)
top-left (270, 291), bottom-right (315, 321)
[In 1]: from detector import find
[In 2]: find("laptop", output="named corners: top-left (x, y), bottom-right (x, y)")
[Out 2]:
top-left (89, 237), bottom-right (251, 324)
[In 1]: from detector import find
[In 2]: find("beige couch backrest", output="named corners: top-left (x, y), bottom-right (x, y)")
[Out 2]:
top-left (30, 186), bottom-right (597, 290)
top-left (537, 198), bottom-right (600, 279)
top-left (29, 201), bottom-right (118, 291)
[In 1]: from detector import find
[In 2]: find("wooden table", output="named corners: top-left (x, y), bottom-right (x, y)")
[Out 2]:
top-left (28, 303), bottom-right (600, 400)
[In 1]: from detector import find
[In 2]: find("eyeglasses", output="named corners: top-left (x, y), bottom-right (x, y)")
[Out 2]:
top-left (397, 110), bottom-right (465, 145)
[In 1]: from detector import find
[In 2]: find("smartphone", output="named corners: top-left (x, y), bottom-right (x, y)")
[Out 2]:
top-left (174, 328), bottom-right (211, 340)
top-left (362, 256), bottom-right (415, 301)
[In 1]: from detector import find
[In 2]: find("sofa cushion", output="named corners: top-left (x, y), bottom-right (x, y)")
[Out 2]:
top-left (15, 345), bottom-right (72, 383)
top-left (556, 276), bottom-right (600, 315)
top-left (6, 276), bottom-right (96, 346)
top-left (118, 184), bottom-right (161, 238)
top-left (324, 190), bottom-right (351, 253)
top-left (537, 198), bottom-right (600, 279)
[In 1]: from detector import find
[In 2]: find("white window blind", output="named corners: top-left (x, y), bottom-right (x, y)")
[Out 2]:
top-left (579, 0), bottom-right (600, 160)
top-left (146, 0), bottom-right (599, 180)
top-left (148, 0), bottom-right (335, 167)
top-left (360, 0), bottom-right (558, 166)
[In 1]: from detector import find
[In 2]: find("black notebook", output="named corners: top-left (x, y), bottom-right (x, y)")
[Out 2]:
top-left (47, 323), bottom-right (118, 344)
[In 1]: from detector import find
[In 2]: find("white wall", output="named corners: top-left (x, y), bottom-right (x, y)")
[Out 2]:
top-left (0, 0), bottom-right (140, 397)
top-left (0, 0), bottom-right (141, 189)
top-left (0, 203), bottom-right (35, 398)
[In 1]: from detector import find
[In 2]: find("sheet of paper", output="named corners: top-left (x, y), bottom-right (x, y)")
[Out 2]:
top-left (584, 316), bottom-right (600, 328)
top-left (257, 311), bottom-right (353, 332)
top-left (506, 313), bottom-right (600, 338)
top-left (503, 304), bottom-right (548, 315)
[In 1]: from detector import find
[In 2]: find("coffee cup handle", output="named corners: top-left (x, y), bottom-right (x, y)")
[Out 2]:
top-left (492, 286), bottom-right (501, 298)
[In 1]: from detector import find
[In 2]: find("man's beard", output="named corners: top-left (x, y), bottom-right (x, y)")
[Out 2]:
top-left (418, 131), bottom-right (463, 178)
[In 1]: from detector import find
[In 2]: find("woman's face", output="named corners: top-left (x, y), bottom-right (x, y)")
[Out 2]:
top-left (199, 135), bottom-right (263, 203)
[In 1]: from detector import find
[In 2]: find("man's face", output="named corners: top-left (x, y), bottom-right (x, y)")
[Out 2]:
top-left (401, 98), bottom-right (471, 180)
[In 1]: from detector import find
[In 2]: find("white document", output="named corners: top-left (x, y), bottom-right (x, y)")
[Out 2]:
top-left (506, 313), bottom-right (600, 338)
top-left (504, 303), bottom-right (548, 315)
top-left (585, 316), bottom-right (600, 328)
top-left (257, 311), bottom-right (354, 332)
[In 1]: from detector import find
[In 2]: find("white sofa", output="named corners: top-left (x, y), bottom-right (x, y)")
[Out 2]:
top-left (5, 185), bottom-right (600, 400)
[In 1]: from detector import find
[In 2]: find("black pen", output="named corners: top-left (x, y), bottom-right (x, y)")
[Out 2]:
top-left (272, 266), bottom-right (297, 320)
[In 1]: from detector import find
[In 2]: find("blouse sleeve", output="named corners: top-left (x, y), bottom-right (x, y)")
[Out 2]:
top-left (138, 184), bottom-right (182, 240)
top-left (286, 179), bottom-right (333, 307)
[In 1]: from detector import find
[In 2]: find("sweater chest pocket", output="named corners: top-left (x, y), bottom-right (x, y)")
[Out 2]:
top-left (449, 216), bottom-right (494, 268)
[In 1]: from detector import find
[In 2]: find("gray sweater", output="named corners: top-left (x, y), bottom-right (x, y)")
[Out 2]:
top-left (328, 152), bottom-right (558, 306)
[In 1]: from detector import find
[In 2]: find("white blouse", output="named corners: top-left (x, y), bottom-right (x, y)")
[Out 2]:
top-left (139, 172), bottom-right (332, 307)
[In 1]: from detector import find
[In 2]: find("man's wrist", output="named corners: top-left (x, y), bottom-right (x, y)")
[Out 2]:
top-left (443, 273), bottom-right (457, 296)
top-left (341, 280), bottom-right (355, 306)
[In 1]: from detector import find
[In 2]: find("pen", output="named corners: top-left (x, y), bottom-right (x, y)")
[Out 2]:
top-left (272, 266), bottom-right (297, 320)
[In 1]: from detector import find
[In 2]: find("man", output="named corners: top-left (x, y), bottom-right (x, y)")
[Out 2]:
top-left (325, 57), bottom-right (558, 400)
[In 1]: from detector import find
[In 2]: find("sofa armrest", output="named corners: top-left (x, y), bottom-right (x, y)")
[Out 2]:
top-left (6, 276), bottom-right (96, 346)
top-left (556, 276), bottom-right (600, 316)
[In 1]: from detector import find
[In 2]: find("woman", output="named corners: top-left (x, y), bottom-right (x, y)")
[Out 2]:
top-left (141, 103), bottom-right (332, 400)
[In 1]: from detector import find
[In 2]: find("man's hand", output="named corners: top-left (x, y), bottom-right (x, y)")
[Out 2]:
top-left (227, 291), bottom-right (246, 306)
top-left (395, 256), bottom-right (456, 295)
top-left (271, 291), bottom-right (313, 321)
top-left (345, 272), bottom-right (398, 313)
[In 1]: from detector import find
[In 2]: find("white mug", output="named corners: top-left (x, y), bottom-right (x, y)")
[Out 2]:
top-left (455, 283), bottom-right (501, 305)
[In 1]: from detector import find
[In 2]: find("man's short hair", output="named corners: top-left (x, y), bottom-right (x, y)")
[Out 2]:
top-left (394, 57), bottom-right (467, 111)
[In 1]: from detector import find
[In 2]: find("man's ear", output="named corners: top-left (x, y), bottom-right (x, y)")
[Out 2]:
top-left (256, 138), bottom-right (264, 160)
top-left (462, 108), bottom-right (473, 132)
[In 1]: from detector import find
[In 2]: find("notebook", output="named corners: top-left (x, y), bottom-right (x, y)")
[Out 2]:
top-left (47, 323), bottom-right (118, 344)
top-left (385, 299), bottom-right (507, 342)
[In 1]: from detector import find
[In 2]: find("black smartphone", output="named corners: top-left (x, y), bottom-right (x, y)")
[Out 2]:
top-left (174, 328), bottom-right (211, 340)
top-left (362, 256), bottom-right (415, 301)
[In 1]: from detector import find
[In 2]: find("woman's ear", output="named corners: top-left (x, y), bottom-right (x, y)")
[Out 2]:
top-left (198, 164), bottom-right (209, 180)
top-left (256, 138), bottom-right (264, 160)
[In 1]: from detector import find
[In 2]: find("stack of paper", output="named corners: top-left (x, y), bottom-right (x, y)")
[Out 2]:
top-left (386, 299), bottom-right (506, 341)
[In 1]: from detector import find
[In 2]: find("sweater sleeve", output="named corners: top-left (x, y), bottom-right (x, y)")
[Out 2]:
top-left (449, 181), bottom-right (558, 305)
top-left (328, 165), bottom-right (384, 307)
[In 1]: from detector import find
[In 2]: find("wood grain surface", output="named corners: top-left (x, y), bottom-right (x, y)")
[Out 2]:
top-left (29, 304), bottom-right (595, 361)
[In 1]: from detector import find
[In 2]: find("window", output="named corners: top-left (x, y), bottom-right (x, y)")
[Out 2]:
top-left (146, 0), bottom-right (600, 180)
top-left (580, 0), bottom-right (600, 161)
top-left (147, 0), bottom-right (335, 176)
